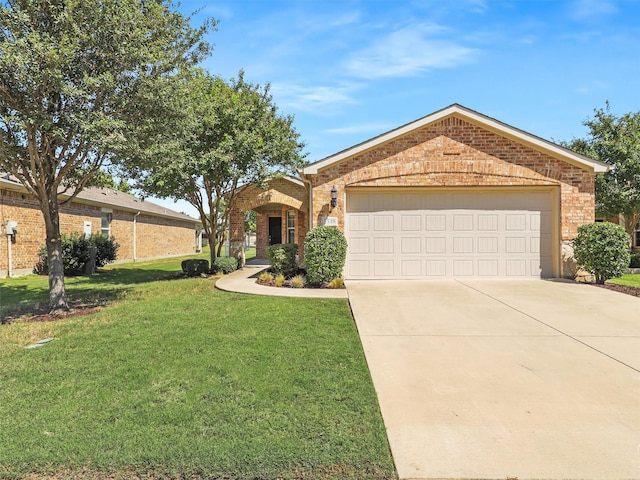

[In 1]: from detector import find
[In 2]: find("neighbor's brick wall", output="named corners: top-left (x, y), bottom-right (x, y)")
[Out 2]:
top-left (311, 116), bottom-right (595, 241)
top-left (0, 188), bottom-right (196, 276)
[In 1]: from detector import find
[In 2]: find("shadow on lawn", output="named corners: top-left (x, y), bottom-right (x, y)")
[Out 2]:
top-left (0, 268), bottom-right (186, 324)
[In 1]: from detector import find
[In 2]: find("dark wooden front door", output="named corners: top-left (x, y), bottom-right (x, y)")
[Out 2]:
top-left (268, 217), bottom-right (282, 245)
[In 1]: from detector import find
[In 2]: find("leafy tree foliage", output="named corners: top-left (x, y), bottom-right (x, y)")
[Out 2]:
top-left (132, 70), bottom-right (306, 267)
top-left (0, 0), bottom-right (213, 312)
top-left (573, 222), bottom-right (630, 284)
top-left (565, 103), bottom-right (640, 237)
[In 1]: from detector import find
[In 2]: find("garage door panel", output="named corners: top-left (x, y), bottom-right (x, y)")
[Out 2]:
top-left (425, 237), bottom-right (446, 253)
top-left (478, 237), bottom-right (499, 253)
top-left (348, 259), bottom-right (370, 277)
top-left (401, 214), bottom-right (422, 231)
top-left (453, 237), bottom-right (474, 253)
top-left (374, 215), bottom-right (394, 231)
top-left (349, 215), bottom-right (370, 231)
top-left (401, 237), bottom-right (422, 254)
top-left (425, 215), bottom-right (446, 231)
top-left (426, 259), bottom-right (447, 276)
top-left (506, 259), bottom-right (527, 276)
top-left (453, 260), bottom-right (474, 276)
top-left (374, 259), bottom-right (394, 276)
top-left (374, 237), bottom-right (394, 254)
top-left (478, 214), bottom-right (499, 231)
top-left (453, 215), bottom-right (474, 231)
top-left (349, 237), bottom-right (370, 254)
top-left (346, 190), bottom-right (555, 279)
top-left (401, 259), bottom-right (422, 276)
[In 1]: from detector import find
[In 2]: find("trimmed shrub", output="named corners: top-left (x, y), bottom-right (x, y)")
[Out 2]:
top-left (181, 259), bottom-right (210, 277)
top-left (274, 274), bottom-right (285, 287)
top-left (326, 277), bottom-right (344, 289)
top-left (573, 222), bottom-right (631, 284)
top-left (258, 271), bottom-right (274, 284)
top-left (289, 275), bottom-right (306, 288)
top-left (304, 227), bottom-right (347, 285)
top-left (630, 252), bottom-right (640, 268)
top-left (213, 256), bottom-right (238, 274)
top-left (266, 243), bottom-right (298, 277)
top-left (90, 233), bottom-right (119, 267)
top-left (34, 233), bottom-right (119, 275)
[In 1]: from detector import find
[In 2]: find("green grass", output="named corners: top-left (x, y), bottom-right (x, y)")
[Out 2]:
top-left (0, 247), bottom-right (255, 322)
top-left (0, 249), bottom-right (394, 480)
top-left (608, 273), bottom-right (640, 287)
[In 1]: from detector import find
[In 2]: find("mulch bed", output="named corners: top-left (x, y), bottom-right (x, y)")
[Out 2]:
top-left (3, 307), bottom-right (100, 325)
top-left (593, 283), bottom-right (640, 297)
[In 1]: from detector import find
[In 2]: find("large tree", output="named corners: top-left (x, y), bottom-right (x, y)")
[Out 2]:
top-left (565, 103), bottom-right (640, 237)
top-left (0, 0), bottom-right (213, 313)
top-left (132, 70), bottom-right (306, 268)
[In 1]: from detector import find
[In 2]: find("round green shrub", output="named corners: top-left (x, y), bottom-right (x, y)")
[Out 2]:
top-left (266, 243), bottom-right (298, 277)
top-left (213, 256), bottom-right (238, 274)
top-left (304, 226), bottom-right (347, 285)
top-left (573, 222), bottom-right (631, 284)
top-left (33, 233), bottom-right (119, 275)
top-left (181, 259), bottom-right (210, 276)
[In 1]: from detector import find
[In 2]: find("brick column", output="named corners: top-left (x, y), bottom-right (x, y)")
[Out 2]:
top-left (256, 213), bottom-right (268, 258)
top-left (228, 207), bottom-right (245, 267)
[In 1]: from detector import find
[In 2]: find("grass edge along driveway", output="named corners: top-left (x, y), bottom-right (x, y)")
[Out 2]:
top-left (0, 259), bottom-right (396, 480)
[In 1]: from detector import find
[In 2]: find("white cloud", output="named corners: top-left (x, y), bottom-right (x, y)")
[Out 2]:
top-left (344, 23), bottom-right (478, 79)
top-left (323, 122), bottom-right (394, 135)
top-left (270, 83), bottom-right (361, 114)
top-left (570, 0), bottom-right (617, 21)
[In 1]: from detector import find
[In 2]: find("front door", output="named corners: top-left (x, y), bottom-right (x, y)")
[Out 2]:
top-left (268, 217), bottom-right (282, 245)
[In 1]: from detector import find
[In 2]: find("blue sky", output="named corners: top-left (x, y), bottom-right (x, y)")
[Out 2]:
top-left (154, 0), bottom-right (640, 217)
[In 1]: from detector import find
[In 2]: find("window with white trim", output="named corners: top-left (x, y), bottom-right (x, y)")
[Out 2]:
top-left (101, 211), bottom-right (112, 238)
top-left (287, 210), bottom-right (295, 244)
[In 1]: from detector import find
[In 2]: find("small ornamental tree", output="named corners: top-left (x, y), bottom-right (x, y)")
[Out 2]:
top-left (573, 222), bottom-right (631, 284)
top-left (304, 227), bottom-right (347, 285)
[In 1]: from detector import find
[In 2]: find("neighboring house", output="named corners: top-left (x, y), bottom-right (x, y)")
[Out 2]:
top-left (229, 104), bottom-right (608, 279)
top-left (1, 176), bottom-right (201, 277)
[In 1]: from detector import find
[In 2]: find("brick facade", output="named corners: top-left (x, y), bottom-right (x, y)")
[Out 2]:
top-left (1, 187), bottom-right (198, 277)
top-left (228, 107), bottom-right (602, 277)
top-left (230, 178), bottom-right (309, 263)
top-left (309, 117), bottom-right (595, 242)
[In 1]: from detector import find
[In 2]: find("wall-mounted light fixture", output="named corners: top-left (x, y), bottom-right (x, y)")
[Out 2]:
top-left (330, 185), bottom-right (338, 209)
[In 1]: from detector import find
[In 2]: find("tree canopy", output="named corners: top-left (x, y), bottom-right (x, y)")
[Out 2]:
top-left (565, 103), bottom-right (640, 236)
top-left (130, 70), bottom-right (306, 267)
top-left (0, 0), bottom-right (214, 312)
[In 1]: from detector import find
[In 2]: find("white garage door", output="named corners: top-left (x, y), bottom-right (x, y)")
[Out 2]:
top-left (345, 189), bottom-right (554, 279)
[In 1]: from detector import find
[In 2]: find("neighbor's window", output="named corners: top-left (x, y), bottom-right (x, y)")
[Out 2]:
top-left (635, 222), bottom-right (640, 248)
top-left (287, 210), bottom-right (295, 244)
top-left (101, 212), bottom-right (112, 238)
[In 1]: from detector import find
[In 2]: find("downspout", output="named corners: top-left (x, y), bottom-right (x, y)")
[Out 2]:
top-left (133, 211), bottom-right (140, 262)
top-left (7, 231), bottom-right (12, 278)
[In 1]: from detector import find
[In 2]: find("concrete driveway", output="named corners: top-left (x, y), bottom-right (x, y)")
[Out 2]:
top-left (347, 279), bottom-right (640, 480)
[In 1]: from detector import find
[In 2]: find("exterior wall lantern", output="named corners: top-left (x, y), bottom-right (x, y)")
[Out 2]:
top-left (330, 185), bottom-right (338, 209)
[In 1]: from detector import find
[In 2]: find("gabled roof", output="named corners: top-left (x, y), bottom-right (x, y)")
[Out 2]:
top-left (302, 104), bottom-right (609, 175)
top-left (0, 177), bottom-right (199, 224)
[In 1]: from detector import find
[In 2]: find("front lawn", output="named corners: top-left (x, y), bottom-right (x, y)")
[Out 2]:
top-left (0, 253), bottom-right (394, 480)
top-left (608, 273), bottom-right (640, 288)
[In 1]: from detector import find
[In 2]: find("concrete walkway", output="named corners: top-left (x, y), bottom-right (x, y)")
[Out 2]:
top-left (347, 279), bottom-right (640, 480)
top-left (215, 260), bottom-right (348, 298)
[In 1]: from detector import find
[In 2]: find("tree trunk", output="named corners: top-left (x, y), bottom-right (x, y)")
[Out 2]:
top-left (42, 202), bottom-right (70, 314)
top-left (208, 232), bottom-right (217, 270)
